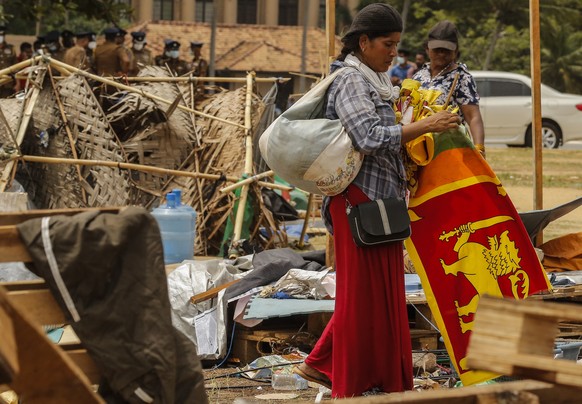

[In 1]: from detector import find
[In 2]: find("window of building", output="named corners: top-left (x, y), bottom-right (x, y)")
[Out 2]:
top-left (153, 0), bottom-right (174, 20)
top-left (279, 0), bottom-right (298, 26)
top-left (238, 0), bottom-right (257, 24)
top-left (318, 0), bottom-right (326, 28)
top-left (196, 0), bottom-right (215, 23)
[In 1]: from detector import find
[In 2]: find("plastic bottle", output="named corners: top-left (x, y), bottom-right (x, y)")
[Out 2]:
top-left (171, 188), bottom-right (197, 258)
top-left (271, 373), bottom-right (308, 390)
top-left (151, 193), bottom-right (194, 264)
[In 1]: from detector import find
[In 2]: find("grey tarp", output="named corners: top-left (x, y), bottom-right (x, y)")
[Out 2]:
top-left (224, 248), bottom-right (327, 301)
top-left (17, 207), bottom-right (208, 404)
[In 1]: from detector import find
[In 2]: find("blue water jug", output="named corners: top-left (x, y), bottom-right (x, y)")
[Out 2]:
top-left (171, 188), bottom-right (197, 247)
top-left (151, 193), bottom-right (194, 264)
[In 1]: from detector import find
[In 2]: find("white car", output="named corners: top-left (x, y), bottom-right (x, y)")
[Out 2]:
top-left (471, 71), bottom-right (582, 148)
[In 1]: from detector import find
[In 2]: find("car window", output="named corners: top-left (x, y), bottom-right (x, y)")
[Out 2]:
top-left (474, 79), bottom-right (488, 97)
top-left (488, 79), bottom-right (531, 97)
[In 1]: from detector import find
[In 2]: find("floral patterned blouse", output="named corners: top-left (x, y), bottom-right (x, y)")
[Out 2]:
top-left (412, 62), bottom-right (480, 121)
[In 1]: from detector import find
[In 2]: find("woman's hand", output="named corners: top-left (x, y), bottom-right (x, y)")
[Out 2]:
top-left (401, 110), bottom-right (460, 144)
top-left (423, 111), bottom-right (461, 133)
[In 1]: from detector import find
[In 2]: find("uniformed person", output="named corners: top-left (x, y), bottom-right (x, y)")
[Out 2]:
top-left (0, 26), bottom-right (16, 97)
top-left (33, 37), bottom-right (44, 56)
top-left (64, 31), bottom-right (94, 70)
top-left (115, 28), bottom-right (135, 75)
top-left (129, 31), bottom-right (153, 76)
top-left (61, 30), bottom-right (75, 50)
top-left (93, 27), bottom-right (130, 76)
top-left (189, 41), bottom-right (208, 77)
top-left (86, 33), bottom-right (97, 72)
top-left (155, 39), bottom-right (188, 76)
top-left (44, 30), bottom-right (66, 61)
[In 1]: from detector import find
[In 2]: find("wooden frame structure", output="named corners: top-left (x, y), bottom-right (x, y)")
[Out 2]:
top-left (0, 208), bottom-right (120, 403)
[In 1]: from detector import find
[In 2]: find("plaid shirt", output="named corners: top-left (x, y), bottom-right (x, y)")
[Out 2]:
top-left (322, 61), bottom-right (406, 233)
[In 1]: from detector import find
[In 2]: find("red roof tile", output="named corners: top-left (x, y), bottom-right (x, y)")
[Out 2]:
top-left (126, 20), bottom-right (342, 75)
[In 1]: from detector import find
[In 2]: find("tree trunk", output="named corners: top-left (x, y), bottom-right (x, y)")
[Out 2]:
top-left (401, 0), bottom-right (412, 36)
top-left (483, 17), bottom-right (503, 70)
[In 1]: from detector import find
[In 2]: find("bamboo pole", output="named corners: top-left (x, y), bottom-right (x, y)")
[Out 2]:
top-left (0, 56), bottom-right (43, 78)
top-left (47, 58), bottom-right (246, 130)
top-left (15, 155), bottom-right (287, 192)
top-left (324, 0), bottom-right (336, 269)
top-left (530, 0), bottom-right (543, 234)
top-left (444, 73), bottom-right (460, 109)
top-left (120, 76), bottom-right (290, 84)
top-left (220, 170), bottom-right (274, 193)
top-left (0, 70), bottom-right (44, 192)
top-left (326, 0), bottom-right (336, 65)
top-left (230, 72), bottom-right (256, 256)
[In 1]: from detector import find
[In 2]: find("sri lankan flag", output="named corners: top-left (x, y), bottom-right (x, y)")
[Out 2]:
top-left (404, 127), bottom-right (552, 385)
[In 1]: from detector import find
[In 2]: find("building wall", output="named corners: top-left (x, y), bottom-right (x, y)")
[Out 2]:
top-left (131, 0), bottom-right (355, 27)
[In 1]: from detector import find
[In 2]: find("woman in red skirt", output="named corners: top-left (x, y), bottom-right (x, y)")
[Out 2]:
top-left (293, 3), bottom-right (460, 398)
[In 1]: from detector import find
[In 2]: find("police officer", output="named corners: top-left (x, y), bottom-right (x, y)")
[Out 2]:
top-left (33, 36), bottom-right (44, 56)
top-left (85, 33), bottom-right (97, 71)
top-left (61, 30), bottom-right (75, 50)
top-left (189, 41), bottom-right (208, 77)
top-left (0, 26), bottom-right (16, 68)
top-left (64, 31), bottom-right (94, 70)
top-left (129, 31), bottom-right (153, 76)
top-left (155, 39), bottom-right (188, 76)
top-left (44, 30), bottom-right (66, 61)
top-left (93, 27), bottom-right (130, 76)
top-left (0, 26), bottom-right (16, 97)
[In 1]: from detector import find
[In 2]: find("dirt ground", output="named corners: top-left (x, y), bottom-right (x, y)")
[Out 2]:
top-left (486, 147), bottom-right (582, 241)
top-left (202, 148), bottom-right (582, 403)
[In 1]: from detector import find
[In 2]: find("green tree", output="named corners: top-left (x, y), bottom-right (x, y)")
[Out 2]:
top-left (2, 0), bottom-right (132, 35)
top-left (540, 16), bottom-right (582, 93)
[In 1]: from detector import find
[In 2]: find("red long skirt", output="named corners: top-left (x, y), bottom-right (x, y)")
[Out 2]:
top-left (305, 185), bottom-right (413, 398)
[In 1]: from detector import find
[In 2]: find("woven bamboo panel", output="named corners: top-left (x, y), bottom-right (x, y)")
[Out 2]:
top-left (20, 74), bottom-right (131, 209)
top-left (165, 85), bottom-right (266, 255)
top-left (0, 98), bottom-right (23, 148)
top-left (106, 66), bottom-right (200, 204)
top-left (3, 62), bottom-right (277, 257)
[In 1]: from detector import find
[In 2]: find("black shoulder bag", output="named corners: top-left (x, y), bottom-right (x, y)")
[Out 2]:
top-left (344, 195), bottom-right (411, 247)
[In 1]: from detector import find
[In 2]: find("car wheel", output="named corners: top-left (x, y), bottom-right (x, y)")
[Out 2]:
top-left (524, 122), bottom-right (562, 149)
top-left (542, 122), bottom-right (562, 149)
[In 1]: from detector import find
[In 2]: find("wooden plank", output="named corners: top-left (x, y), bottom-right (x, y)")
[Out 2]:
top-left (0, 207), bottom-right (120, 225)
top-left (0, 226), bottom-right (31, 262)
top-left (478, 295), bottom-right (582, 323)
top-left (66, 350), bottom-right (101, 385)
top-left (467, 296), bottom-right (582, 388)
top-left (1, 281), bottom-right (47, 291)
top-left (0, 288), bottom-right (103, 403)
top-left (8, 290), bottom-right (66, 325)
top-left (469, 351), bottom-right (582, 387)
top-left (297, 380), bottom-right (582, 403)
top-left (190, 279), bottom-right (241, 304)
top-left (0, 301), bottom-right (19, 384)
